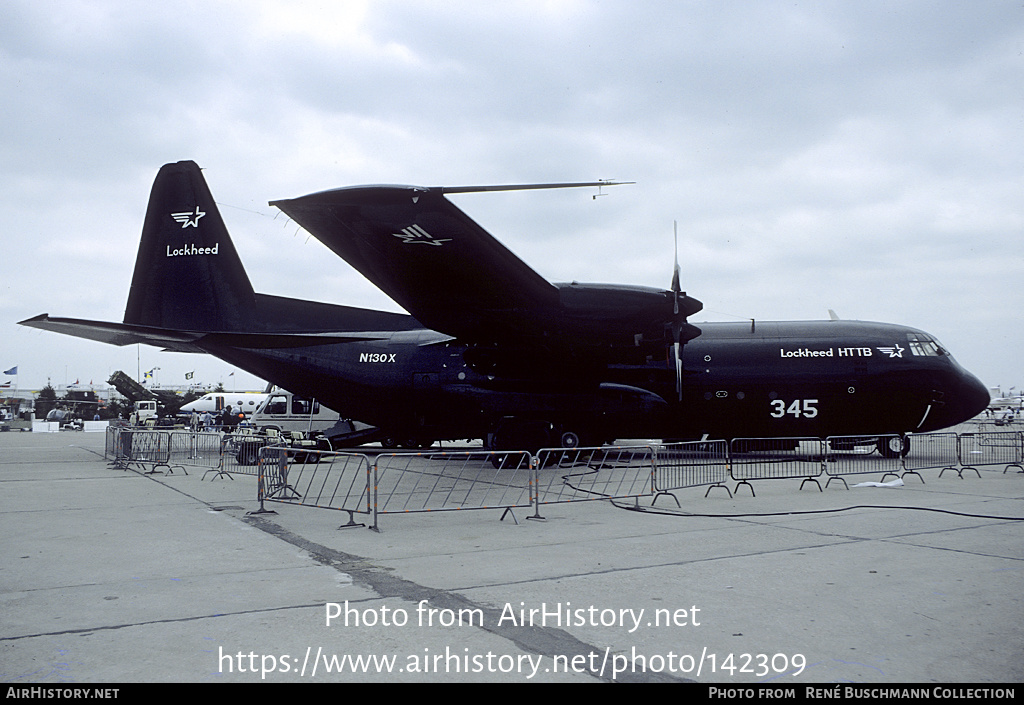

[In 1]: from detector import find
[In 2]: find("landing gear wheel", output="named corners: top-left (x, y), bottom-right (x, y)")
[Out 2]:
top-left (559, 431), bottom-right (581, 449)
top-left (877, 434), bottom-right (910, 458)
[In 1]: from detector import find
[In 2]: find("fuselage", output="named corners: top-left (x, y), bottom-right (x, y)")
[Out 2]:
top-left (204, 318), bottom-right (989, 445)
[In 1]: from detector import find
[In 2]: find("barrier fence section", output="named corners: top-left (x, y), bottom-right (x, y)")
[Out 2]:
top-left (105, 426), bottom-right (125, 467)
top-left (372, 450), bottom-right (534, 528)
top-left (728, 438), bottom-right (825, 495)
top-left (167, 431), bottom-right (223, 477)
top-left (109, 429), bottom-right (173, 474)
top-left (954, 430), bottom-right (1024, 476)
top-left (822, 436), bottom-right (903, 488)
top-left (532, 445), bottom-right (657, 513)
top-left (650, 440), bottom-right (730, 501)
top-left (217, 430), bottom-right (272, 478)
top-left (256, 446), bottom-right (373, 527)
top-left (904, 432), bottom-right (960, 479)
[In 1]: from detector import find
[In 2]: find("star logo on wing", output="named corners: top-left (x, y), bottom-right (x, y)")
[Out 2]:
top-left (170, 206), bottom-right (206, 228)
top-left (392, 223), bottom-right (451, 246)
top-left (877, 344), bottom-right (905, 358)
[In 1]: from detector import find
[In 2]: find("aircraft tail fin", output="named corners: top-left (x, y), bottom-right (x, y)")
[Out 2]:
top-left (123, 161), bottom-right (256, 331)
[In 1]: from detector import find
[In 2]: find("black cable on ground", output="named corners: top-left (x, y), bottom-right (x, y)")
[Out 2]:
top-left (610, 499), bottom-right (1024, 522)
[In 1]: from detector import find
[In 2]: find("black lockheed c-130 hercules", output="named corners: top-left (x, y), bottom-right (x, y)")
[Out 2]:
top-left (20, 161), bottom-right (989, 454)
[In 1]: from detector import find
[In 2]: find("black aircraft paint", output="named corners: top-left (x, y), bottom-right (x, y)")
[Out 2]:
top-left (21, 161), bottom-right (989, 452)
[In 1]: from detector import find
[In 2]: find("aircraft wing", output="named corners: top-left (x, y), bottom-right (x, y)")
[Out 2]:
top-left (270, 185), bottom-right (565, 342)
top-left (19, 314), bottom-right (392, 353)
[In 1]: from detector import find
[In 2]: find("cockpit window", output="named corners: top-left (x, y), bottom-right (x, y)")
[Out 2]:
top-left (907, 333), bottom-right (945, 356)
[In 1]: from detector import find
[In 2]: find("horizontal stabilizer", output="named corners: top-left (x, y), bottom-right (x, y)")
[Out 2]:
top-left (20, 314), bottom-right (205, 351)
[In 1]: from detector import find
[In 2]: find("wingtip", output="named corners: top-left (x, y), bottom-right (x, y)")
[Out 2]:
top-left (18, 313), bottom-right (50, 325)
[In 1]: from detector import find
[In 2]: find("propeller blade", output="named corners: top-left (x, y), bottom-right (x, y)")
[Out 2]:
top-left (672, 221), bottom-right (681, 314)
top-left (674, 340), bottom-right (683, 400)
top-left (671, 220), bottom-right (684, 399)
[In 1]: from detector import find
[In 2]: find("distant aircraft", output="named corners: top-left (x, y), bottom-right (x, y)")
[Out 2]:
top-left (180, 392), bottom-right (269, 416)
top-left (21, 161), bottom-right (989, 454)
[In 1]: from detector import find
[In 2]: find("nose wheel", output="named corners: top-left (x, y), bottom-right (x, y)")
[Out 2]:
top-left (877, 434), bottom-right (910, 458)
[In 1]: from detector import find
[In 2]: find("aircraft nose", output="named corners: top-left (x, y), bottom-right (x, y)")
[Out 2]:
top-left (939, 367), bottom-right (990, 428)
top-left (962, 370), bottom-right (991, 419)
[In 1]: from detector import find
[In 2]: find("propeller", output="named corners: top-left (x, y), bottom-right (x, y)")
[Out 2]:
top-left (668, 221), bottom-right (702, 401)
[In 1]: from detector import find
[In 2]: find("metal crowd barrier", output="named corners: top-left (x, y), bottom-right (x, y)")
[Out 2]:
top-left (216, 429), bottom-right (273, 479)
top-left (650, 440), bottom-right (730, 502)
top-left (904, 432), bottom-right (960, 480)
top-left (372, 449), bottom-right (534, 527)
top-left (532, 445), bottom-right (657, 515)
top-left (167, 431), bottom-right (223, 477)
top-left (728, 438), bottom-right (825, 495)
top-left (105, 426), bottom-right (127, 468)
top-left (822, 436), bottom-right (904, 489)
top-left (953, 430), bottom-right (1024, 477)
top-left (201, 428), bottom-right (321, 480)
top-left (370, 445), bottom-right (656, 527)
top-left (254, 446), bottom-right (373, 528)
top-left (106, 429), bottom-right (173, 474)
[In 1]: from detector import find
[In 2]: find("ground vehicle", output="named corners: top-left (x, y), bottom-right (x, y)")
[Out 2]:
top-left (130, 400), bottom-right (157, 425)
top-left (230, 391), bottom-right (349, 465)
top-left (250, 389), bottom-right (355, 437)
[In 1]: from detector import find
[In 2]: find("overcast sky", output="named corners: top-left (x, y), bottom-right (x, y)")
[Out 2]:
top-left (3, 0), bottom-right (1022, 396)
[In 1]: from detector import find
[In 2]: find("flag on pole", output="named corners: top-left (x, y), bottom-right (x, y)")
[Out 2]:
top-left (185, 371), bottom-right (194, 380)
top-left (3, 367), bottom-right (16, 376)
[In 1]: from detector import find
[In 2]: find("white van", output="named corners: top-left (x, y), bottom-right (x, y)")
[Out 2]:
top-left (250, 390), bottom-right (354, 437)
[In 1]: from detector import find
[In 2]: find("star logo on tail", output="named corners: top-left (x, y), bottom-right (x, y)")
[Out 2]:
top-left (170, 206), bottom-right (206, 228)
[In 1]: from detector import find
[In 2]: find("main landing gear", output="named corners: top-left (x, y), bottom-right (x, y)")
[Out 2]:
top-left (487, 419), bottom-right (596, 454)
